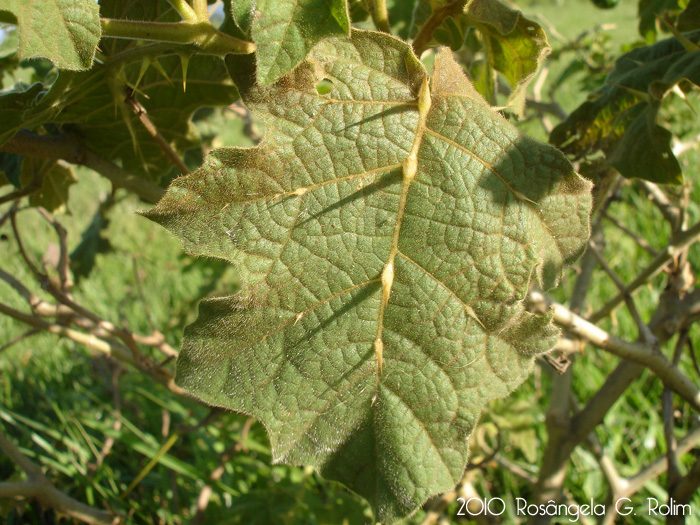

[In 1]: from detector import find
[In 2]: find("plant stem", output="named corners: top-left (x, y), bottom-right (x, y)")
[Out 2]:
top-left (0, 131), bottom-right (164, 203)
top-left (100, 19), bottom-right (255, 55)
top-left (125, 90), bottom-right (191, 175)
top-left (191, 0), bottom-right (210, 22)
top-left (166, 0), bottom-right (198, 21)
top-left (529, 292), bottom-right (700, 412)
top-left (368, 0), bottom-right (392, 33)
top-left (412, 0), bottom-right (468, 56)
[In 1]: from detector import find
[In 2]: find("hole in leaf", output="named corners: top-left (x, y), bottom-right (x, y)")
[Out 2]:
top-left (316, 78), bottom-right (334, 95)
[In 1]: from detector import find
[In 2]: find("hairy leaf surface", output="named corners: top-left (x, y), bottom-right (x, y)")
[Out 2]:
top-left (0, 0), bottom-right (100, 71)
top-left (252, 0), bottom-right (351, 85)
top-left (146, 31), bottom-right (591, 522)
top-left (551, 31), bottom-right (700, 184)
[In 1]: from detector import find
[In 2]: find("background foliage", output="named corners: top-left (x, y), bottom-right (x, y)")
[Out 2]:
top-left (0, 0), bottom-right (699, 523)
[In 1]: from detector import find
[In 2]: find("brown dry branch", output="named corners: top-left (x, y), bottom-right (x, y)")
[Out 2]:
top-left (0, 209), bottom-right (186, 397)
top-left (587, 240), bottom-right (658, 345)
top-left (0, 430), bottom-right (119, 524)
top-left (640, 180), bottom-right (682, 231)
top-left (527, 207), bottom-right (611, 514)
top-left (526, 173), bottom-right (700, 523)
top-left (529, 292), bottom-right (700, 411)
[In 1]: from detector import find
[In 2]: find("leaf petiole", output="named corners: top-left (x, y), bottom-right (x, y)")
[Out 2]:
top-left (165, 0), bottom-right (198, 22)
top-left (100, 18), bottom-right (255, 55)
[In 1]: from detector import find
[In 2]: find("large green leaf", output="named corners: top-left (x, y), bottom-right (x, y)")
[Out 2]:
top-left (145, 31), bottom-right (591, 522)
top-left (551, 31), bottom-right (700, 184)
top-left (252, 0), bottom-right (351, 85)
top-left (0, 0), bottom-right (100, 70)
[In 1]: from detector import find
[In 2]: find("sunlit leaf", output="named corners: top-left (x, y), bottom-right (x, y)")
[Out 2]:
top-left (145, 31), bottom-right (591, 522)
top-left (466, 0), bottom-right (549, 116)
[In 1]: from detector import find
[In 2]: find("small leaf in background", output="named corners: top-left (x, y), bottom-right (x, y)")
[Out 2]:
top-left (70, 201), bottom-right (113, 283)
top-left (637, 0), bottom-right (686, 42)
top-left (19, 158), bottom-right (77, 213)
top-left (145, 30), bottom-right (591, 523)
top-left (28, 163), bottom-right (76, 214)
top-left (0, 152), bottom-right (24, 188)
top-left (464, 0), bottom-right (550, 116)
top-left (0, 83), bottom-right (47, 146)
top-left (252, 0), bottom-right (351, 85)
top-left (678, 0), bottom-right (700, 31)
top-left (551, 31), bottom-right (700, 184)
top-left (410, 0), bottom-right (550, 116)
top-left (0, 0), bottom-right (100, 71)
top-left (591, 0), bottom-right (621, 9)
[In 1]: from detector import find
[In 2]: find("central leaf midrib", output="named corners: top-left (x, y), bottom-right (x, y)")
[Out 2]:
top-left (373, 76), bottom-right (432, 378)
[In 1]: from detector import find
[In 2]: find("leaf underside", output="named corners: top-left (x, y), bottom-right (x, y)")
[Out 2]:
top-left (145, 30), bottom-right (591, 523)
